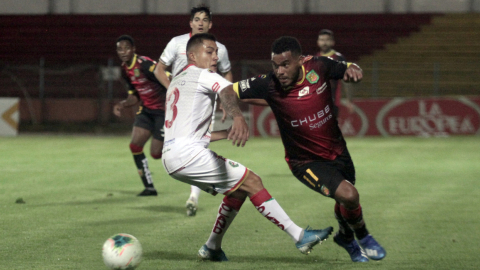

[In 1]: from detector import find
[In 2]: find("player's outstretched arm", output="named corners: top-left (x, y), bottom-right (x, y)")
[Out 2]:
top-left (219, 85), bottom-right (249, 147)
top-left (154, 62), bottom-right (171, 89)
top-left (343, 63), bottom-right (363, 83)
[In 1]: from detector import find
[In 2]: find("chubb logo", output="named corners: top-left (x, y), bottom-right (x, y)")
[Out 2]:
top-left (291, 105), bottom-right (330, 127)
top-left (376, 98), bottom-right (480, 136)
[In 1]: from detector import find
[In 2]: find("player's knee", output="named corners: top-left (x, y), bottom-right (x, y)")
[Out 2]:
top-left (150, 152), bottom-right (162, 159)
top-left (129, 143), bottom-right (143, 154)
top-left (335, 181), bottom-right (359, 209)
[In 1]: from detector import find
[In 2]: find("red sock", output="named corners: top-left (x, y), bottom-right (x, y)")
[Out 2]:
top-left (339, 204), bottom-right (369, 239)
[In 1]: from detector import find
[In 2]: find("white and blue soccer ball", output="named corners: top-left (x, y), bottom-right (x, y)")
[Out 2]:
top-left (102, 233), bottom-right (142, 269)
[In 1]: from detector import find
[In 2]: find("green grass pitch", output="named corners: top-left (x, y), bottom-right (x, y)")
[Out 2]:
top-left (1, 135), bottom-right (479, 269)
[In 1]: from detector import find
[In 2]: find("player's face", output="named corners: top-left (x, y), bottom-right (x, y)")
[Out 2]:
top-left (190, 12), bottom-right (212, 35)
top-left (116, 40), bottom-right (135, 63)
top-left (271, 51), bottom-right (303, 88)
top-left (317, 34), bottom-right (334, 53)
top-left (191, 40), bottom-right (219, 72)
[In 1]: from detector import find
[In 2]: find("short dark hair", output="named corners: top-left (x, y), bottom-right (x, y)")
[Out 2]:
top-left (116, 35), bottom-right (135, 46)
top-left (186, 33), bottom-right (217, 53)
top-left (271, 36), bottom-right (302, 57)
top-left (190, 4), bottom-right (212, 21)
top-left (318, 29), bottom-right (334, 37)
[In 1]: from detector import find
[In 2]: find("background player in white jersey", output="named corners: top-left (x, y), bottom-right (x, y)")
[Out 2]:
top-left (162, 33), bottom-right (333, 261)
top-left (154, 5), bottom-right (232, 215)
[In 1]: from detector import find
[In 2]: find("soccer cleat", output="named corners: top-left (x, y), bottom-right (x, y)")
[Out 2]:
top-left (358, 234), bottom-right (386, 260)
top-left (197, 244), bottom-right (228, 262)
top-left (333, 233), bottom-right (369, 262)
top-left (185, 199), bottom-right (198, 216)
top-left (295, 226), bottom-right (333, 255)
top-left (137, 188), bottom-right (157, 196)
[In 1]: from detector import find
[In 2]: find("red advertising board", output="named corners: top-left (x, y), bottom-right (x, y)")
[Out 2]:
top-left (251, 96), bottom-right (480, 137)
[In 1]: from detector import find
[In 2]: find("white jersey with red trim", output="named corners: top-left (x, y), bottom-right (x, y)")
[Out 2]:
top-left (159, 33), bottom-right (232, 76)
top-left (162, 65), bottom-right (232, 173)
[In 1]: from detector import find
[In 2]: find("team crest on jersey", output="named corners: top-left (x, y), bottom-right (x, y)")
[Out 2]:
top-left (306, 70), bottom-right (319, 84)
top-left (134, 68), bottom-right (140, 77)
top-left (320, 185), bottom-right (331, 197)
top-left (228, 161), bottom-right (239, 168)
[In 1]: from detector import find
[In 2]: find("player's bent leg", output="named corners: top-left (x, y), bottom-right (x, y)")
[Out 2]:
top-left (149, 138), bottom-right (163, 160)
top-left (131, 127), bottom-right (157, 196)
top-left (335, 180), bottom-right (386, 260)
top-left (240, 172), bottom-right (332, 255)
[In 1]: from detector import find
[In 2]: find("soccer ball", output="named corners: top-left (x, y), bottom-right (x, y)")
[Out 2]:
top-left (102, 233), bottom-right (142, 269)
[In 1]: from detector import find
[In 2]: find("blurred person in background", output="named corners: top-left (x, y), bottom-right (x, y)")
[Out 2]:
top-left (316, 29), bottom-right (354, 117)
top-left (114, 35), bottom-right (168, 197)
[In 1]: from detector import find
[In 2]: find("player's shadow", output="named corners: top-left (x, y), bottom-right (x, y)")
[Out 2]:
top-left (129, 205), bottom-right (186, 215)
top-left (143, 250), bottom-right (333, 264)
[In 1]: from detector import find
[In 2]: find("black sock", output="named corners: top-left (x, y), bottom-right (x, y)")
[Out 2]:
top-left (132, 153), bottom-right (154, 189)
top-left (334, 202), bottom-right (354, 240)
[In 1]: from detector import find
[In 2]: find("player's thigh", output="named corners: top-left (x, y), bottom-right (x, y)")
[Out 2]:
top-left (168, 149), bottom-right (248, 196)
top-left (150, 138), bottom-right (164, 156)
top-left (131, 111), bottom-right (154, 146)
top-left (151, 110), bottom-right (165, 142)
top-left (292, 160), bottom-right (348, 199)
top-left (131, 126), bottom-right (151, 146)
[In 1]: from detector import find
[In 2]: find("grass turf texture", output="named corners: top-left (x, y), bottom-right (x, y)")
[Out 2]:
top-left (1, 135), bottom-right (479, 270)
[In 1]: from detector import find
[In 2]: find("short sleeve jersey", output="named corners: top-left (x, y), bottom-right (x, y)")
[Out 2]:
top-left (233, 56), bottom-right (348, 168)
top-left (121, 54), bottom-right (167, 110)
top-left (162, 65), bottom-right (232, 173)
top-left (159, 33), bottom-right (231, 76)
top-left (316, 50), bottom-right (346, 106)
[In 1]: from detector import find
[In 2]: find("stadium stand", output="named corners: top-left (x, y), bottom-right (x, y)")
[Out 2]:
top-left (0, 14), bottom-right (434, 100)
top-left (355, 14), bottom-right (480, 97)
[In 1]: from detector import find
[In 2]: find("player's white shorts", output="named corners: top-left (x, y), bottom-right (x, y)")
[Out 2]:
top-left (164, 148), bottom-right (249, 196)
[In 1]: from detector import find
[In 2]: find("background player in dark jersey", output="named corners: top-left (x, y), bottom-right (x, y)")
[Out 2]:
top-left (316, 29), bottom-right (354, 117)
top-left (113, 35), bottom-right (168, 196)
top-left (232, 36), bottom-right (386, 263)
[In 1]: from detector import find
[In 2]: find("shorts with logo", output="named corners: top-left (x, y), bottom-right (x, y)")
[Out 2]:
top-left (166, 148), bottom-right (249, 196)
top-left (134, 106), bottom-right (165, 141)
top-left (291, 148), bottom-right (356, 199)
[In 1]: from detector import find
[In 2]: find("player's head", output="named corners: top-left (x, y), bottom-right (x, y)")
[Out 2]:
top-left (186, 33), bottom-right (219, 72)
top-left (271, 36), bottom-right (304, 88)
top-left (116, 35), bottom-right (136, 63)
top-left (190, 4), bottom-right (212, 35)
top-left (317, 29), bottom-right (335, 53)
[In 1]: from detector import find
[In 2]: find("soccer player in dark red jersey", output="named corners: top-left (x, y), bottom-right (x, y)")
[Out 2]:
top-left (113, 35), bottom-right (168, 196)
top-left (316, 29), bottom-right (354, 116)
top-left (231, 36), bottom-right (386, 262)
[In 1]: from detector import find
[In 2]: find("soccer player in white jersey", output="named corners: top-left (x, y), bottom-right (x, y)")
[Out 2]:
top-left (154, 5), bottom-right (232, 216)
top-left (162, 33), bottom-right (333, 262)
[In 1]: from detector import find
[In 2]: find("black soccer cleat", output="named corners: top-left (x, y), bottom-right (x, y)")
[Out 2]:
top-left (137, 188), bottom-right (158, 196)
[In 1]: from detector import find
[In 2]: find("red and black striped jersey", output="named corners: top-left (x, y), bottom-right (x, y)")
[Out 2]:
top-left (234, 56), bottom-right (349, 168)
top-left (316, 50), bottom-right (346, 107)
top-left (121, 54), bottom-right (166, 110)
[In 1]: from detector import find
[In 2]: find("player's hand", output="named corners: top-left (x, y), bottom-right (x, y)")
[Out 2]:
top-left (343, 64), bottom-right (363, 83)
top-left (113, 103), bottom-right (123, 117)
top-left (228, 116), bottom-right (249, 147)
top-left (220, 103), bottom-right (227, 123)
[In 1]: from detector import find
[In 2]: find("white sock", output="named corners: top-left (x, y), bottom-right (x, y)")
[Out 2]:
top-left (205, 200), bottom-right (239, 250)
top-left (189, 185), bottom-right (201, 203)
top-left (255, 198), bottom-right (303, 242)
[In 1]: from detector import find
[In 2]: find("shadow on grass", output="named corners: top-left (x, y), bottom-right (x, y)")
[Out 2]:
top-left (143, 250), bottom-right (343, 265)
top-left (86, 216), bottom-right (164, 226)
top-left (130, 205), bottom-right (186, 215)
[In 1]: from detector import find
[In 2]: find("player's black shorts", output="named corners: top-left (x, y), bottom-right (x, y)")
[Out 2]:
top-left (133, 106), bottom-right (165, 141)
top-left (291, 148), bottom-right (356, 199)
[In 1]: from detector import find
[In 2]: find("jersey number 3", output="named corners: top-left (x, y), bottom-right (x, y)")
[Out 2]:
top-left (165, 88), bottom-right (180, 128)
